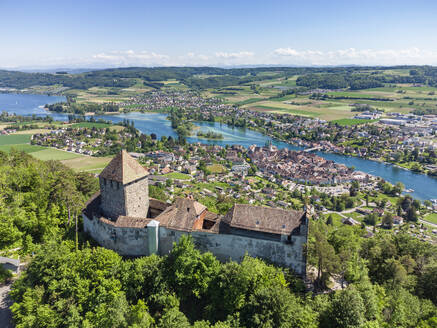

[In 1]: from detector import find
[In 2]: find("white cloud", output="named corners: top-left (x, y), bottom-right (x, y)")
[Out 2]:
top-left (272, 47), bottom-right (437, 65)
top-left (4, 47), bottom-right (437, 69)
top-left (91, 50), bottom-right (170, 66)
top-left (215, 51), bottom-right (254, 59)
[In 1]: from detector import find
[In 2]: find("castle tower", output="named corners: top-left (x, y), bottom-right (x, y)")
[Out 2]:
top-left (99, 150), bottom-right (149, 219)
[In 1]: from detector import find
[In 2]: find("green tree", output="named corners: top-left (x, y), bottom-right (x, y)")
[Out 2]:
top-left (328, 287), bottom-right (366, 328)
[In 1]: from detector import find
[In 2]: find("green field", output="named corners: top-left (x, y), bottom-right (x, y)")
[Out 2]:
top-left (423, 213), bottom-right (437, 225)
top-left (0, 144), bottom-right (45, 153)
top-left (0, 134), bottom-right (86, 162)
top-left (61, 156), bottom-right (112, 172)
top-left (0, 134), bottom-right (32, 145)
top-left (234, 98), bottom-right (267, 106)
top-left (31, 149), bottom-right (83, 161)
top-left (70, 122), bottom-right (112, 128)
top-left (207, 164), bottom-right (227, 174)
top-left (163, 172), bottom-right (192, 180)
top-left (251, 105), bottom-right (318, 117)
top-left (331, 119), bottom-right (378, 126)
top-left (327, 91), bottom-right (392, 100)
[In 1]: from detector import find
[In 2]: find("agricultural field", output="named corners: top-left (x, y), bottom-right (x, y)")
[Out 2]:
top-left (163, 172), bottom-right (192, 180)
top-left (70, 122), bottom-right (112, 128)
top-left (193, 76), bottom-right (437, 121)
top-left (0, 134), bottom-right (32, 145)
top-left (31, 148), bottom-right (83, 161)
top-left (0, 133), bottom-right (101, 169)
top-left (331, 118), bottom-right (378, 126)
top-left (61, 156), bottom-right (112, 172)
top-left (423, 213), bottom-right (437, 225)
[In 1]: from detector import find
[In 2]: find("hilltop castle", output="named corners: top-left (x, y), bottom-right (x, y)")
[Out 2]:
top-left (82, 150), bottom-right (309, 275)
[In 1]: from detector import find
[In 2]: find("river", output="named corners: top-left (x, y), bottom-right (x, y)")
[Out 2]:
top-left (1, 93), bottom-right (437, 201)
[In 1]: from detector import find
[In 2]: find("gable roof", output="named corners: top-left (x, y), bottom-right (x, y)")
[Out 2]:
top-left (99, 150), bottom-right (148, 184)
top-left (223, 204), bottom-right (305, 235)
top-left (155, 197), bottom-right (207, 232)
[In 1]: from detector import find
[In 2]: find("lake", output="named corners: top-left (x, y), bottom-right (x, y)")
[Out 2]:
top-left (1, 93), bottom-right (437, 201)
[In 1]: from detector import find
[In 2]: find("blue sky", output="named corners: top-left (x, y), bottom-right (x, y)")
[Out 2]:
top-left (1, 0), bottom-right (437, 68)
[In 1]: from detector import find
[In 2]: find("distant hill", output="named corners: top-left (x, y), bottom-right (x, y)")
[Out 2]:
top-left (0, 65), bottom-right (436, 90)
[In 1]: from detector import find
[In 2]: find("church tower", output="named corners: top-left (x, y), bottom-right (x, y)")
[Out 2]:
top-left (98, 150), bottom-right (149, 219)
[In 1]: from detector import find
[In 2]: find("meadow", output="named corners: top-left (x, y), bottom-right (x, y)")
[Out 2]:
top-left (0, 133), bottom-right (110, 172)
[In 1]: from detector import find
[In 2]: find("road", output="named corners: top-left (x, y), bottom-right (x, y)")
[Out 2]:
top-left (323, 199), bottom-right (367, 218)
top-left (419, 219), bottom-right (437, 229)
top-left (0, 283), bottom-right (13, 328)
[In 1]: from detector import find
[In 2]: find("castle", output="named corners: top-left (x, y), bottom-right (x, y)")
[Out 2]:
top-left (82, 150), bottom-right (309, 275)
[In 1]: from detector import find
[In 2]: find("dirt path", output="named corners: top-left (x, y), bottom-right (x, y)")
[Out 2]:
top-left (0, 283), bottom-right (13, 328)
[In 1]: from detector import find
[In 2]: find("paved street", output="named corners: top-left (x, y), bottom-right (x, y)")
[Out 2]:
top-left (0, 283), bottom-right (13, 328)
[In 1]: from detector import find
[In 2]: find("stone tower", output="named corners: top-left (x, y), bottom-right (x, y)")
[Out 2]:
top-left (99, 150), bottom-right (149, 219)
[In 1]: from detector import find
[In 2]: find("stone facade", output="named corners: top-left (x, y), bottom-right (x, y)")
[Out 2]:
top-left (82, 214), bottom-right (308, 275)
top-left (100, 176), bottom-right (149, 219)
top-left (99, 177), bottom-right (126, 219)
top-left (124, 176), bottom-right (149, 217)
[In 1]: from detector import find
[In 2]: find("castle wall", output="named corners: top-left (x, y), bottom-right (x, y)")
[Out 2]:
top-left (99, 176), bottom-right (149, 219)
top-left (99, 178), bottom-right (126, 219)
top-left (157, 226), bottom-right (307, 276)
top-left (83, 214), bottom-right (150, 256)
top-left (83, 214), bottom-right (308, 276)
top-left (124, 176), bottom-right (149, 217)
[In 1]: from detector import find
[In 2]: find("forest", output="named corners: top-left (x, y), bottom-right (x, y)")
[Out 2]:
top-left (2, 65), bottom-right (437, 90)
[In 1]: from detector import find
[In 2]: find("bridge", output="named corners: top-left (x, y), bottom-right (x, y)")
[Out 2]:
top-left (304, 146), bottom-right (322, 152)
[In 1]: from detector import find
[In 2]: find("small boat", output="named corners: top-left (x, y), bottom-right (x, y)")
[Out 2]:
top-left (405, 188), bottom-right (414, 193)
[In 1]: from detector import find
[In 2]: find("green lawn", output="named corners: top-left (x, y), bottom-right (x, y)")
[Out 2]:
top-left (234, 98), bottom-right (266, 106)
top-left (327, 91), bottom-right (390, 99)
top-left (324, 213), bottom-right (344, 227)
top-left (207, 164), bottom-right (227, 174)
top-left (331, 119), bottom-right (378, 126)
top-left (0, 144), bottom-right (45, 153)
top-left (61, 156), bottom-right (112, 172)
top-left (0, 134), bottom-right (32, 145)
top-left (31, 149), bottom-right (83, 161)
top-left (163, 172), bottom-right (192, 180)
top-left (423, 213), bottom-right (437, 225)
top-left (70, 122), bottom-right (112, 128)
top-left (252, 105), bottom-right (318, 117)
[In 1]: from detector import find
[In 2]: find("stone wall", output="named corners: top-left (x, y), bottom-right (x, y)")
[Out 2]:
top-left (99, 176), bottom-right (149, 219)
top-left (83, 213), bottom-right (150, 256)
top-left (158, 226), bottom-right (307, 276)
top-left (99, 177), bottom-right (126, 219)
top-left (83, 214), bottom-right (308, 276)
top-left (124, 176), bottom-right (149, 217)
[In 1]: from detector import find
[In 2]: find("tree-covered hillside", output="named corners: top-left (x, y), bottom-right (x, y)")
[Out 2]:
top-left (0, 150), bottom-right (98, 254)
top-left (9, 228), bottom-right (437, 328)
top-left (2, 65), bottom-right (437, 90)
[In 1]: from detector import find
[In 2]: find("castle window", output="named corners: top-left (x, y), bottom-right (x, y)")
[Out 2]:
top-left (110, 180), bottom-right (113, 188)
top-left (117, 182), bottom-right (120, 190)
top-left (103, 178), bottom-right (107, 185)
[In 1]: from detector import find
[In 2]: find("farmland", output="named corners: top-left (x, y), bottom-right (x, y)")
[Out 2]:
top-left (0, 132), bottom-right (111, 172)
top-left (8, 66), bottom-right (437, 122)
